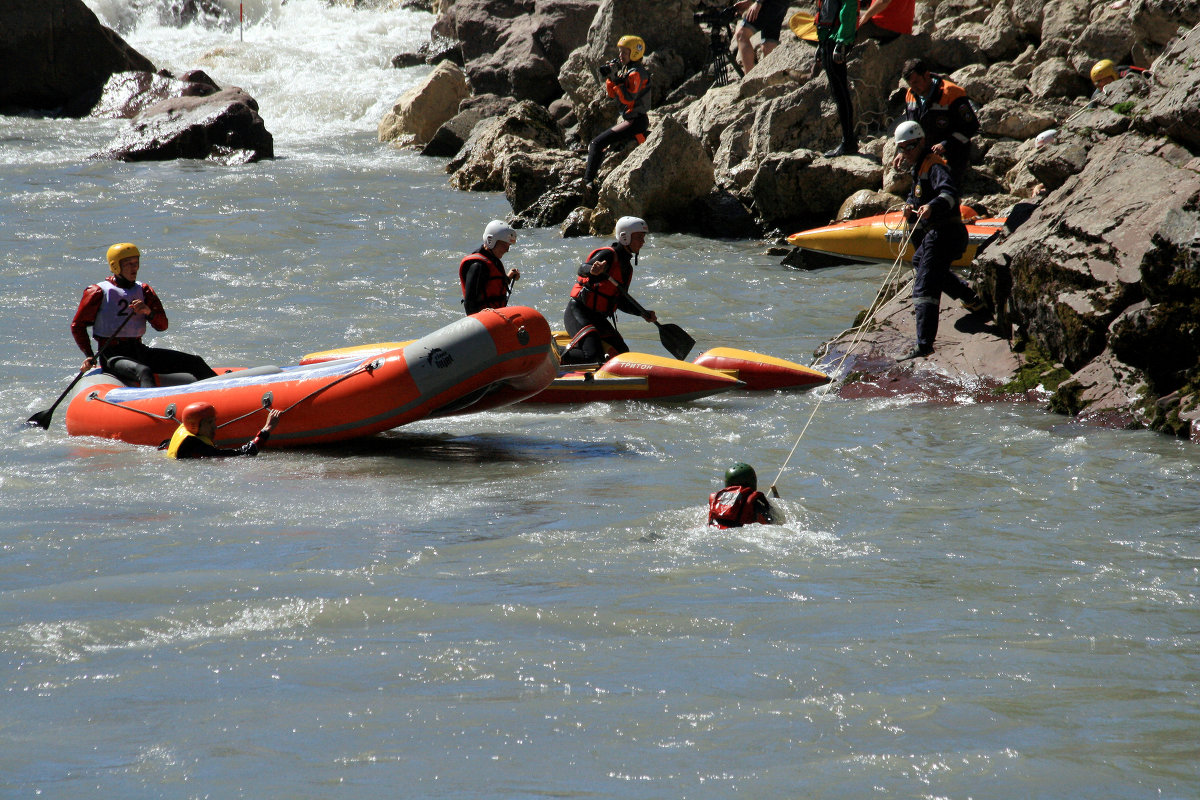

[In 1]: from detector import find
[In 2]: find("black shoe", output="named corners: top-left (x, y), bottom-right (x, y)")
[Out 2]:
top-left (898, 344), bottom-right (933, 361)
top-left (823, 142), bottom-right (859, 158)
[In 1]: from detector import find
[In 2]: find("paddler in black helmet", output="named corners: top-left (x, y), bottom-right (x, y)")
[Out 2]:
top-left (560, 215), bottom-right (657, 365)
top-left (708, 462), bottom-right (778, 528)
top-left (165, 402), bottom-right (281, 459)
top-left (460, 220), bottom-right (520, 315)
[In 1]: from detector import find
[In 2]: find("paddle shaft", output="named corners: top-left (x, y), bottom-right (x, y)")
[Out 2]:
top-left (605, 277), bottom-right (695, 360)
top-left (27, 307), bottom-right (139, 429)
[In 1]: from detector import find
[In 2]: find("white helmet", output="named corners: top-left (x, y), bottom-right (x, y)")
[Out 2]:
top-left (483, 220), bottom-right (517, 250)
top-left (614, 216), bottom-right (649, 246)
top-left (894, 120), bottom-right (925, 145)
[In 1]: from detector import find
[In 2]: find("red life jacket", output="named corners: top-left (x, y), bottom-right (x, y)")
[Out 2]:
top-left (708, 486), bottom-right (768, 529)
top-left (570, 246), bottom-right (628, 316)
top-left (459, 252), bottom-right (508, 311)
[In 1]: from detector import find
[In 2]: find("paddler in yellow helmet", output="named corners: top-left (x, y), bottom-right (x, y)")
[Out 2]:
top-left (165, 401), bottom-right (281, 459)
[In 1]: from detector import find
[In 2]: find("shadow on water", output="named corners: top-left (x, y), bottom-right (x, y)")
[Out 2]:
top-left (295, 430), bottom-right (634, 464)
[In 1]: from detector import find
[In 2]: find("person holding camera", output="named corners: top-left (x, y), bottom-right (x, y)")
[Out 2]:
top-left (582, 35), bottom-right (651, 197)
top-left (814, 0), bottom-right (859, 158)
top-left (733, 0), bottom-right (787, 74)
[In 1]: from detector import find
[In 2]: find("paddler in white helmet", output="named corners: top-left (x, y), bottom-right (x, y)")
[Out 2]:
top-left (560, 215), bottom-right (657, 365)
top-left (460, 220), bottom-right (520, 315)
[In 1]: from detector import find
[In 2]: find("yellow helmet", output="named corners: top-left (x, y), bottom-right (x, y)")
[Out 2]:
top-left (106, 242), bottom-right (140, 275)
top-left (1090, 59), bottom-right (1118, 87)
top-left (617, 35), bottom-right (645, 61)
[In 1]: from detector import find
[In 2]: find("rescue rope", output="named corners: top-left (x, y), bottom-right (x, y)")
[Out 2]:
top-left (768, 219), bottom-right (919, 498)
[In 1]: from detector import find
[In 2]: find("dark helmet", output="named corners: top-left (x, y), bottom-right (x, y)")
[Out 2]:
top-left (724, 462), bottom-right (757, 489)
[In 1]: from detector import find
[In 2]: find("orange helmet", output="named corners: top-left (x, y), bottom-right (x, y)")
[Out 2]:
top-left (181, 401), bottom-right (217, 433)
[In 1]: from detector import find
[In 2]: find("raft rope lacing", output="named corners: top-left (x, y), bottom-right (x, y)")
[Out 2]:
top-left (769, 213), bottom-right (919, 497)
top-left (85, 359), bottom-right (380, 429)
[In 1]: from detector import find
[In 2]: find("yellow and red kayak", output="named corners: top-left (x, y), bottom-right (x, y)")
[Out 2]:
top-left (65, 306), bottom-right (555, 448)
top-left (787, 209), bottom-right (1005, 267)
top-left (304, 328), bottom-right (830, 405)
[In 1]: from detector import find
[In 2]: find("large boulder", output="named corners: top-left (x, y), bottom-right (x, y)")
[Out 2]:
top-left (503, 149), bottom-right (587, 227)
top-left (93, 87), bottom-right (274, 163)
top-left (1138, 21), bottom-right (1200, 151)
top-left (434, 0), bottom-right (599, 105)
top-left (973, 131), bottom-right (1200, 420)
top-left (89, 69), bottom-right (220, 119)
top-left (748, 149), bottom-right (884, 230)
top-left (447, 100), bottom-right (565, 191)
top-left (379, 61), bottom-right (471, 146)
top-left (1, 0), bottom-right (155, 116)
top-left (591, 113), bottom-right (715, 232)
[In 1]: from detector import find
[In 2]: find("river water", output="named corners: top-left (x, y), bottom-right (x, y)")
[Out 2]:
top-left (2, 2), bottom-right (1198, 797)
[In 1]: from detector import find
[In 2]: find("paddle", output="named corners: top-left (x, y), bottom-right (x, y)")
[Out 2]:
top-left (27, 310), bottom-right (137, 430)
top-left (607, 278), bottom-right (695, 361)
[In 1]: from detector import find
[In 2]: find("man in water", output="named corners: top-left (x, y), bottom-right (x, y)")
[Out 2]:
top-left (708, 462), bottom-right (777, 528)
top-left (460, 220), bottom-right (520, 315)
top-left (894, 121), bottom-right (986, 361)
top-left (71, 243), bottom-right (218, 387)
top-left (165, 402), bottom-right (281, 459)
top-left (560, 216), bottom-right (657, 365)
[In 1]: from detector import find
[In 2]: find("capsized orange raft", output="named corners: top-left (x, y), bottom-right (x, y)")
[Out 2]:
top-left (64, 306), bottom-right (556, 448)
top-left (787, 208), bottom-right (1005, 267)
top-left (302, 334), bottom-right (830, 404)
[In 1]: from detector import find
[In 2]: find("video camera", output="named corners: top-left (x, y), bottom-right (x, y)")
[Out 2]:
top-left (598, 58), bottom-right (620, 79)
top-left (693, 5), bottom-right (737, 25)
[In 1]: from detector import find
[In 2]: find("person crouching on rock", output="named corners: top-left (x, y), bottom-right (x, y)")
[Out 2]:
top-left (165, 402), bottom-right (281, 459)
top-left (560, 216), bottom-right (656, 366)
top-left (894, 121), bottom-right (985, 361)
top-left (708, 462), bottom-right (777, 528)
top-left (581, 35), bottom-right (651, 199)
top-left (460, 220), bottom-right (519, 315)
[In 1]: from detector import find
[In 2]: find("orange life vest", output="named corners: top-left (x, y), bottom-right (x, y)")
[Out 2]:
top-left (707, 486), bottom-right (769, 528)
top-left (570, 246), bottom-right (629, 316)
top-left (459, 252), bottom-right (508, 311)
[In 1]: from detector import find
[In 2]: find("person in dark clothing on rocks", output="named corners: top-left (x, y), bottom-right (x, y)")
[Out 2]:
top-left (895, 58), bottom-right (980, 187)
top-left (1086, 59), bottom-right (1150, 108)
top-left (894, 121), bottom-right (986, 361)
top-left (71, 242), bottom-right (218, 387)
top-left (733, 0), bottom-right (788, 73)
top-left (814, 0), bottom-right (859, 157)
top-left (164, 402), bottom-right (281, 459)
top-left (582, 35), bottom-right (651, 197)
top-left (560, 216), bottom-right (657, 366)
top-left (708, 462), bottom-right (777, 528)
top-left (460, 220), bottom-right (519, 315)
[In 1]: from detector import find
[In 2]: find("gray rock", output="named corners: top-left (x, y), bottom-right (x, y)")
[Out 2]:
top-left (1, 0), bottom-right (155, 116)
top-left (94, 87), bottom-right (273, 162)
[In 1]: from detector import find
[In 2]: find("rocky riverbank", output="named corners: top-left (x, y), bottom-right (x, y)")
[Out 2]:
top-left (385, 0), bottom-right (1200, 439)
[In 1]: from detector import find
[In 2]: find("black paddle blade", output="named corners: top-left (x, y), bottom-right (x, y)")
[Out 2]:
top-left (658, 322), bottom-right (695, 361)
top-left (26, 410), bottom-right (52, 429)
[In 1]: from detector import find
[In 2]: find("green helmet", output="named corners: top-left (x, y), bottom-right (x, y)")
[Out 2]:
top-left (724, 462), bottom-right (757, 489)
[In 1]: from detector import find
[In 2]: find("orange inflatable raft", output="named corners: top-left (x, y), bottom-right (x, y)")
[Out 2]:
top-left (64, 306), bottom-right (556, 448)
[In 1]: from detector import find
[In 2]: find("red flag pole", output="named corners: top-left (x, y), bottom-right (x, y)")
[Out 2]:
top-left (239, 3), bottom-right (244, 41)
